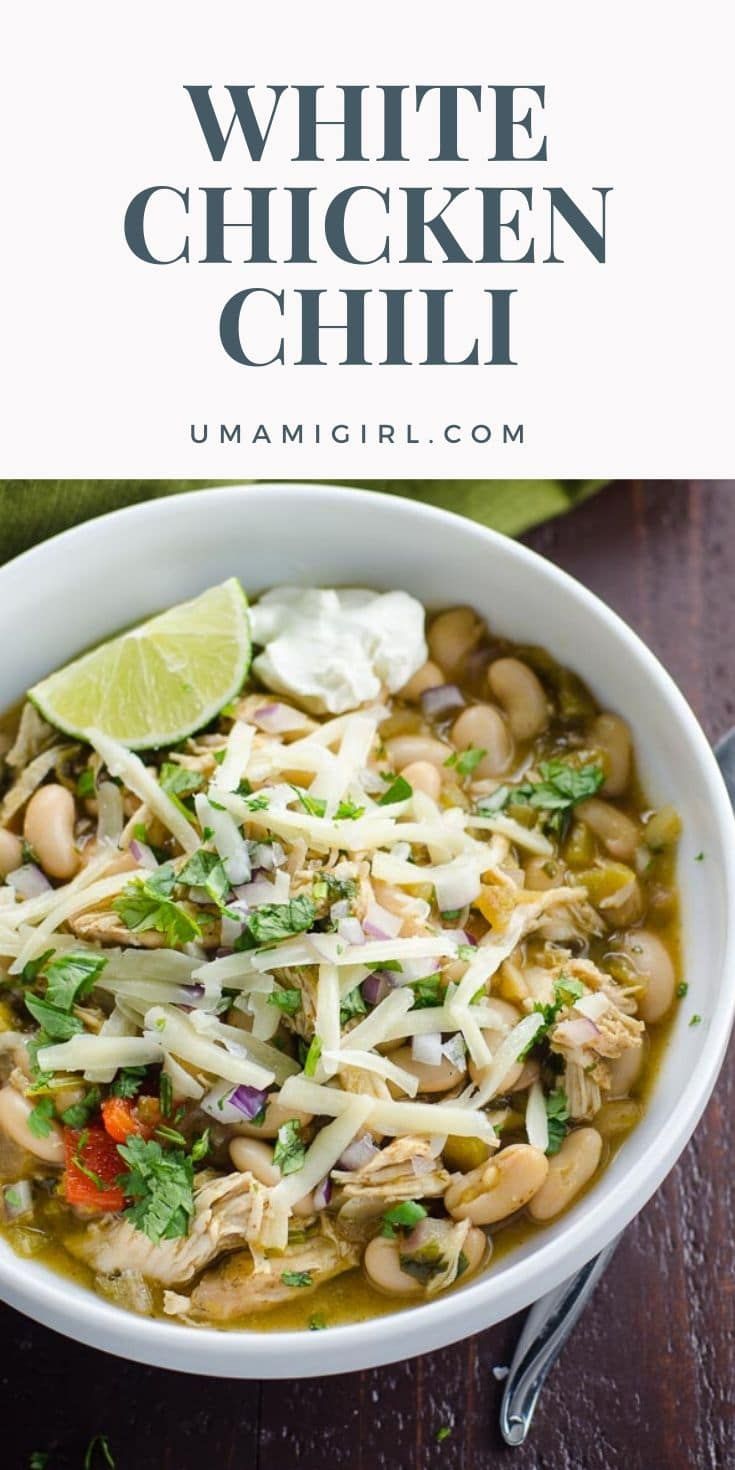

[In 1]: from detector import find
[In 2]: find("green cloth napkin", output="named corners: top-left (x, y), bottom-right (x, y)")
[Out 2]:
top-left (0, 480), bottom-right (606, 565)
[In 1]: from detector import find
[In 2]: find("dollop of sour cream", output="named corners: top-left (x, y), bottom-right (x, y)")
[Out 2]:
top-left (249, 587), bottom-right (427, 714)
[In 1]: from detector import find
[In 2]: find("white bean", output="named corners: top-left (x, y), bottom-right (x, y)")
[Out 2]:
top-left (0, 1084), bottom-right (65, 1166)
top-left (229, 1135), bottom-right (314, 1215)
top-left (363, 1224), bottom-right (487, 1296)
top-left (576, 798), bottom-right (639, 862)
top-left (619, 929), bottom-right (676, 1023)
top-left (591, 713), bottom-right (632, 796)
top-left (445, 1144), bottom-right (549, 1225)
top-left (400, 761), bottom-right (442, 801)
top-left (23, 784), bottom-right (79, 880)
top-left (450, 704), bottom-right (513, 778)
top-left (0, 829), bottom-right (23, 878)
top-left (385, 735), bottom-right (452, 772)
top-left (427, 607), bottom-right (485, 677)
top-left (528, 1128), bottom-right (603, 1221)
top-left (400, 661), bottom-right (445, 702)
top-left (488, 658), bottom-right (550, 741)
top-left (390, 1045), bottom-right (467, 1095)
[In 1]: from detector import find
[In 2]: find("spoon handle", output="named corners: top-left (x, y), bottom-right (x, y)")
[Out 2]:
top-left (499, 1235), bottom-right (621, 1446)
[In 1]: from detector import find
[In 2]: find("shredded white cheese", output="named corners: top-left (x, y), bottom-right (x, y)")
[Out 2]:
top-left (85, 730), bottom-right (199, 853)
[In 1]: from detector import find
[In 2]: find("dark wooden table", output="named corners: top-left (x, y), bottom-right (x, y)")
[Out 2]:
top-left (4, 482), bottom-right (734, 1470)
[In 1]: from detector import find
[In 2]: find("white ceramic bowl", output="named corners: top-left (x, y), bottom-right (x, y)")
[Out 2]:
top-left (1, 484), bottom-right (733, 1377)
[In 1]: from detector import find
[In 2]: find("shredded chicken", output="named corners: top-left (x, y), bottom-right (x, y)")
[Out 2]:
top-left (564, 1060), bottom-right (603, 1120)
top-left (68, 910), bottom-right (167, 948)
top-left (69, 1171), bottom-right (258, 1285)
top-left (189, 1228), bottom-right (359, 1321)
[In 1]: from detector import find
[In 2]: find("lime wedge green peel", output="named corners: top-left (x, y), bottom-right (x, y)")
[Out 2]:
top-left (30, 578), bottom-right (251, 750)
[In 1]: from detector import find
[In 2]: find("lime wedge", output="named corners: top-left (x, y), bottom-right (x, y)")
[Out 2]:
top-left (30, 578), bottom-right (251, 749)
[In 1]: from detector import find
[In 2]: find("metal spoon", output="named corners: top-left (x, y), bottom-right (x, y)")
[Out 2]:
top-left (499, 727), bottom-right (735, 1447)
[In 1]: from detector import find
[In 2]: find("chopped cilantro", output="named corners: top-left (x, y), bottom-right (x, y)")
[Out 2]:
top-left (689, 1013), bottom-right (702, 1027)
top-left (308, 1313), bottom-right (327, 1330)
top-left (60, 1087), bottom-right (101, 1130)
top-left (267, 987), bottom-right (302, 1016)
top-left (159, 762), bottom-right (205, 808)
top-left (111, 1066), bottom-right (148, 1100)
top-left (379, 774), bottom-right (413, 805)
top-left (335, 799), bottom-right (365, 820)
top-left (27, 1096), bottom-right (55, 1139)
top-left (241, 792), bottom-right (269, 812)
top-left (76, 768), bottom-right (96, 799)
top-left (544, 1089), bottom-right (570, 1155)
top-left (273, 1119), bottom-right (306, 1176)
top-left (114, 866), bottom-right (201, 948)
top-left (24, 994), bottom-right (84, 1041)
top-left (477, 760), bottom-right (604, 836)
top-left (290, 784), bottom-right (327, 817)
top-left (676, 981), bottom-right (689, 999)
top-left (177, 849), bottom-right (230, 906)
top-left (238, 895), bottom-right (316, 948)
top-left (116, 1135), bottom-right (194, 1243)
top-left (340, 985), bottom-right (367, 1024)
top-left (304, 1035), bottom-right (323, 1077)
top-left (444, 746), bottom-right (486, 777)
top-left (436, 1426), bottom-right (452, 1444)
top-left (407, 973), bottom-right (443, 1009)
top-left (281, 1270), bottom-right (313, 1287)
top-left (44, 951), bottom-right (108, 1011)
top-left (380, 1199), bottom-right (428, 1238)
top-left (159, 1072), bottom-right (173, 1117)
top-left (190, 1129), bottom-right (210, 1163)
top-left (155, 1123), bottom-right (188, 1147)
top-left (695, 851), bottom-right (705, 862)
top-left (20, 950), bottom-right (56, 987)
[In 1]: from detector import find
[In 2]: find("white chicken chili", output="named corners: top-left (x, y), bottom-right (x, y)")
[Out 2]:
top-left (0, 585), bottom-right (682, 1330)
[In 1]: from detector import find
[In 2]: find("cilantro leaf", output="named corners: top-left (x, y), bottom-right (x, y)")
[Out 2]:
top-left (406, 973), bottom-right (443, 1009)
top-left (20, 950), bottom-right (56, 986)
top-left (177, 849), bottom-right (230, 906)
top-left (27, 1096), bottom-right (55, 1138)
top-left (477, 760), bottom-right (604, 835)
top-left (239, 896), bottom-right (316, 948)
top-left (379, 774), bottom-right (413, 806)
top-left (111, 1066), bottom-right (148, 1099)
top-left (340, 985), bottom-right (367, 1025)
top-left (116, 1135), bottom-right (194, 1243)
top-left (24, 994), bottom-right (84, 1041)
top-left (380, 1200), bottom-right (428, 1238)
top-left (76, 768), bottom-right (96, 799)
top-left (114, 869), bottom-right (201, 948)
top-left (444, 747), bottom-right (486, 777)
top-left (545, 1088), bottom-right (570, 1154)
top-left (159, 762), bottom-right (205, 808)
top-left (273, 1119), bottom-right (306, 1176)
top-left (303, 1035), bottom-right (322, 1077)
top-left (334, 800), bottom-right (365, 820)
top-left (281, 1270), bottom-right (313, 1287)
top-left (289, 785), bottom-right (327, 818)
top-left (44, 951), bottom-right (108, 1011)
top-left (60, 1086), bottom-right (101, 1129)
top-left (267, 987), bottom-right (302, 1016)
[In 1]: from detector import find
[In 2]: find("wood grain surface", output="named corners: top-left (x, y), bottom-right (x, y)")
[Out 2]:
top-left (3, 482), bottom-right (734, 1470)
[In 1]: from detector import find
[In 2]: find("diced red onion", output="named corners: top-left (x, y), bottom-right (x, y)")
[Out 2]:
top-left (6, 864), bottom-right (52, 899)
top-left (181, 983), bottom-right (205, 1000)
top-left (338, 916), bottom-right (365, 946)
top-left (330, 899), bottom-right (351, 921)
top-left (443, 928), bottom-right (474, 948)
top-left (420, 684), bottom-right (466, 719)
top-left (229, 1084), bottom-right (269, 1120)
top-left (253, 703), bottom-right (306, 734)
top-left (96, 780), bottom-right (124, 845)
top-left (313, 1176), bottom-right (332, 1210)
top-left (364, 900), bottom-right (402, 939)
top-left (215, 946), bottom-right (235, 959)
top-left (338, 1135), bottom-right (378, 1170)
top-left (412, 1031), bottom-right (443, 1067)
top-left (129, 839), bottom-right (158, 871)
top-left (361, 972), bottom-right (394, 1006)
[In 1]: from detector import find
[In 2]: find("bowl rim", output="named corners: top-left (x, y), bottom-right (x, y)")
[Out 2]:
top-left (1, 481), bottom-right (734, 1377)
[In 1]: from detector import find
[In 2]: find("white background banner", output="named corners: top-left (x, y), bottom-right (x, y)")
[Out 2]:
top-left (2, 0), bottom-right (733, 475)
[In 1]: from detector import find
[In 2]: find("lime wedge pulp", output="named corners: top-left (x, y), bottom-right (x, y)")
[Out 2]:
top-left (30, 578), bottom-right (251, 750)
